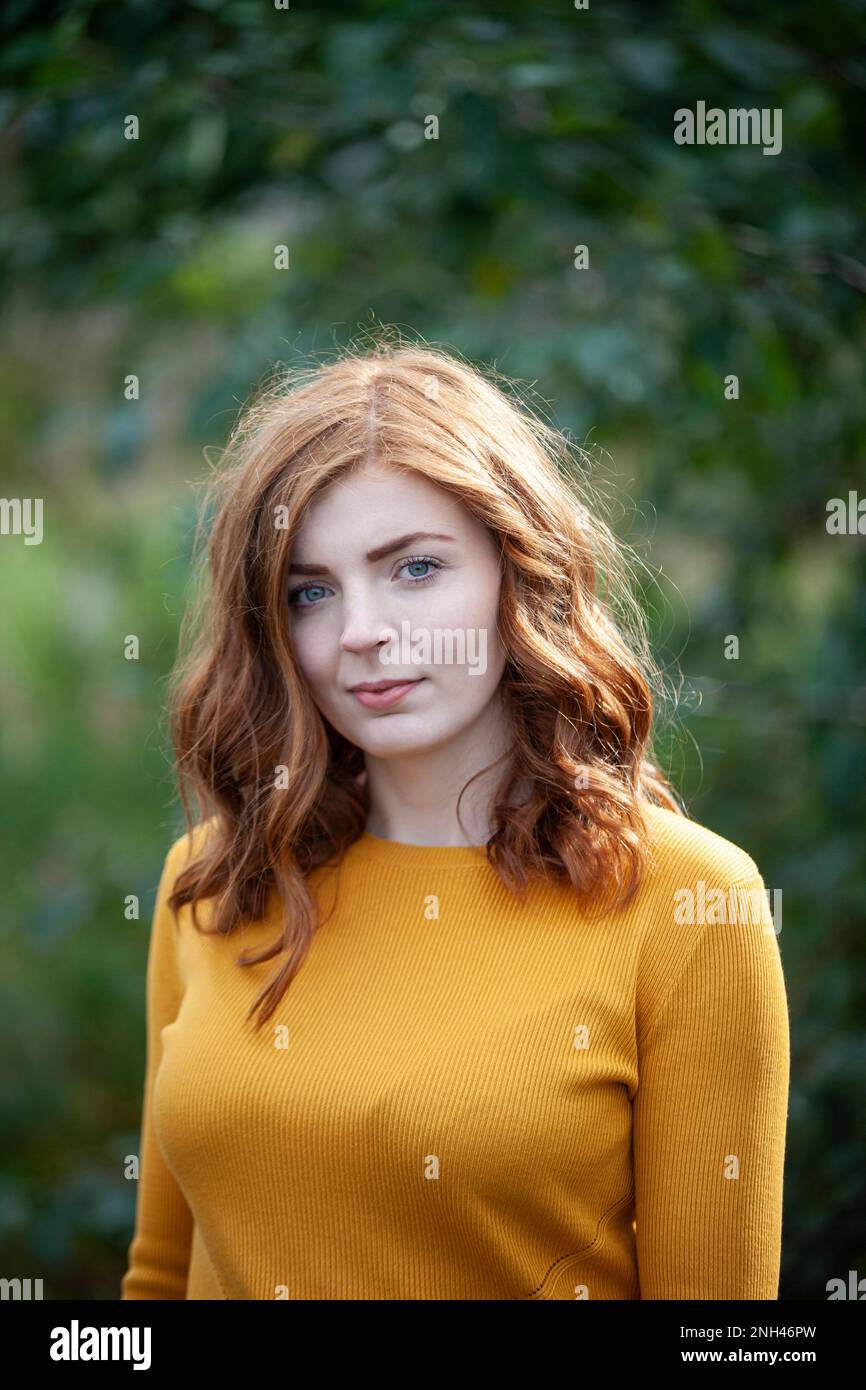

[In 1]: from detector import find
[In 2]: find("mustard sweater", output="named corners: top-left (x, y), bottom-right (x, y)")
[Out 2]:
top-left (120, 803), bottom-right (790, 1300)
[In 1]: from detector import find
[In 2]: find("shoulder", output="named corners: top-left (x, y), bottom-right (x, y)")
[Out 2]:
top-left (161, 815), bottom-right (221, 883)
top-left (633, 802), bottom-right (775, 1037)
top-left (639, 800), bottom-right (761, 888)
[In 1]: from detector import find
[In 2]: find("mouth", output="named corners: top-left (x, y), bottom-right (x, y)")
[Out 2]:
top-left (349, 677), bottom-right (425, 710)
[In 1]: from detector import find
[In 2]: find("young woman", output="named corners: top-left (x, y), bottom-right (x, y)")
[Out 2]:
top-left (120, 339), bottom-right (790, 1301)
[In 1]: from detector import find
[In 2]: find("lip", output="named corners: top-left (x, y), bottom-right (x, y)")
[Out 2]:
top-left (349, 678), bottom-right (425, 709)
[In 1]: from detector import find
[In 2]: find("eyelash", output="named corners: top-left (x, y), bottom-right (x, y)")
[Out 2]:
top-left (287, 556), bottom-right (443, 611)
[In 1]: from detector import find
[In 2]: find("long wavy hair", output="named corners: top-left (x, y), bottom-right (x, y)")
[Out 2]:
top-left (167, 332), bottom-right (684, 1029)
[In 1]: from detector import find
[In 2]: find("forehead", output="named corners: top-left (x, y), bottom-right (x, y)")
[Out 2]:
top-left (292, 461), bottom-right (470, 550)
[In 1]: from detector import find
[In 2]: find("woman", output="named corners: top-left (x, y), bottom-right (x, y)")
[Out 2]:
top-left (120, 338), bottom-right (790, 1300)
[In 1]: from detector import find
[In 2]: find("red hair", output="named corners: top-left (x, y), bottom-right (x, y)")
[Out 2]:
top-left (166, 332), bottom-right (684, 1029)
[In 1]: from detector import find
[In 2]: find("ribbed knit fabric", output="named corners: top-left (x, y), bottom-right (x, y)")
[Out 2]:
top-left (119, 802), bottom-right (790, 1300)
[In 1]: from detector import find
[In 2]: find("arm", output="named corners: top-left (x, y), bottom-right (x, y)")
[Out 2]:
top-left (633, 868), bottom-right (790, 1298)
top-left (120, 838), bottom-right (194, 1299)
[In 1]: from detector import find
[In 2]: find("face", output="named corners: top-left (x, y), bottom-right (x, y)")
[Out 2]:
top-left (285, 460), bottom-right (509, 759)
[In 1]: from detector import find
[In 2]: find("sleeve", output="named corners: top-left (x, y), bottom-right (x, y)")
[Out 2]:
top-left (632, 867), bottom-right (790, 1299)
top-left (120, 839), bottom-right (194, 1299)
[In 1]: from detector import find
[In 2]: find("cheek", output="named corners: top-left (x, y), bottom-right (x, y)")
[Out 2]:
top-left (442, 592), bottom-right (504, 686)
top-left (433, 578), bottom-right (500, 639)
top-left (462, 597), bottom-right (504, 666)
top-left (437, 631), bottom-right (506, 699)
top-left (288, 619), bottom-right (332, 688)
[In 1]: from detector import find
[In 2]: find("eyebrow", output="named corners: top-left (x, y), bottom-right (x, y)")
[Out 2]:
top-left (287, 531), bottom-right (457, 575)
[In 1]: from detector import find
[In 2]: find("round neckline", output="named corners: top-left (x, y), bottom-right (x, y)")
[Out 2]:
top-left (354, 829), bottom-right (491, 868)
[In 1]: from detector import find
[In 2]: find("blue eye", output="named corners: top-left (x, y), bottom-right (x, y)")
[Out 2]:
top-left (287, 556), bottom-right (443, 612)
top-left (288, 583), bottom-right (329, 609)
top-left (401, 558), bottom-right (439, 581)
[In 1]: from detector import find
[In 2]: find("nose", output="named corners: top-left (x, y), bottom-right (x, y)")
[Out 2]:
top-left (338, 584), bottom-right (398, 656)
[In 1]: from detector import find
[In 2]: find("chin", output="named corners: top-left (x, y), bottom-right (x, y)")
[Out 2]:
top-left (354, 723), bottom-right (447, 757)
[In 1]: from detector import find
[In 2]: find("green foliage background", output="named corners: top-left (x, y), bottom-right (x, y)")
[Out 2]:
top-left (1, 0), bottom-right (864, 1298)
